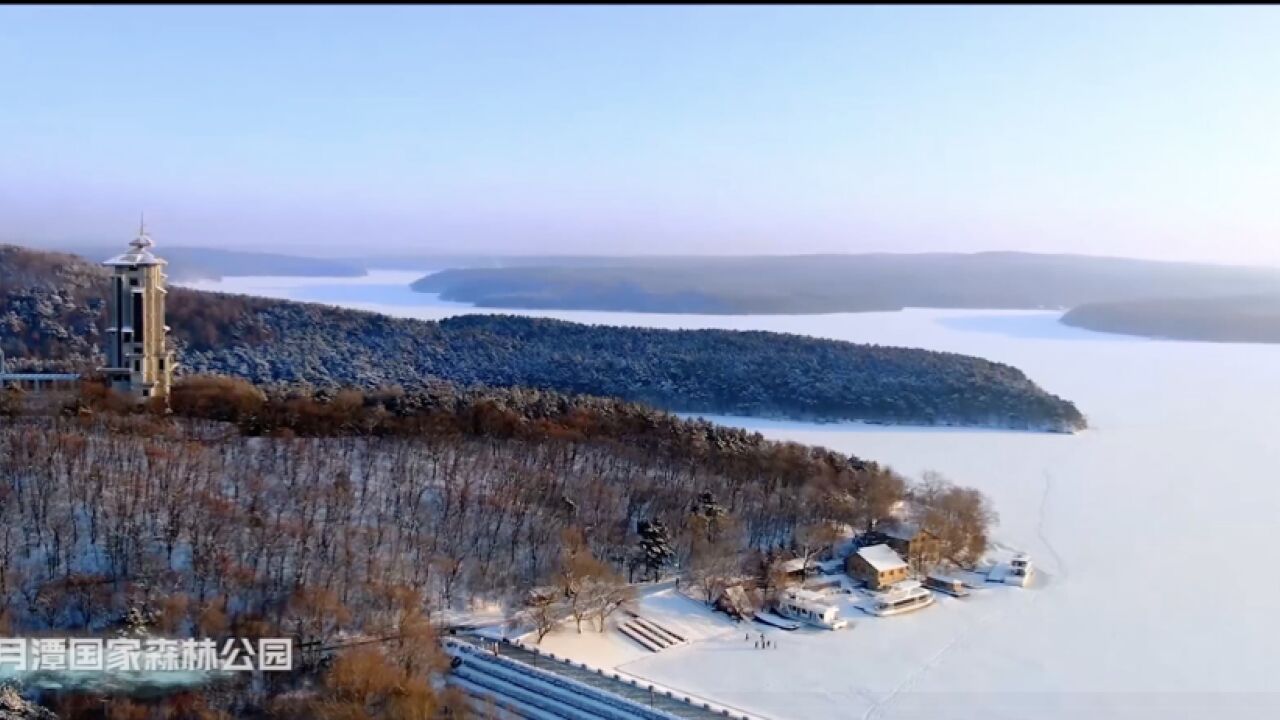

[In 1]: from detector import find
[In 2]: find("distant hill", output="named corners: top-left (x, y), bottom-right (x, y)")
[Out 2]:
top-left (1, 244), bottom-right (1085, 431)
top-left (54, 245), bottom-right (367, 281)
top-left (410, 252), bottom-right (1280, 315)
top-left (357, 252), bottom-right (676, 271)
top-left (1062, 295), bottom-right (1280, 343)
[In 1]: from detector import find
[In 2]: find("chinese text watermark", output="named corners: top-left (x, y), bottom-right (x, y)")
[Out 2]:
top-left (0, 638), bottom-right (293, 673)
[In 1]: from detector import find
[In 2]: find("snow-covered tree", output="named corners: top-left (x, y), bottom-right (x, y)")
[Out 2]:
top-left (636, 519), bottom-right (675, 582)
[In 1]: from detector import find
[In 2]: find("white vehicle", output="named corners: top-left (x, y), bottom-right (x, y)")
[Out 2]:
top-left (776, 588), bottom-right (848, 629)
top-left (869, 580), bottom-right (935, 617)
top-left (1006, 553), bottom-right (1035, 587)
top-left (924, 573), bottom-right (970, 597)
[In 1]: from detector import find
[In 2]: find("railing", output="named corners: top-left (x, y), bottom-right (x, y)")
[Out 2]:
top-left (0, 350), bottom-right (81, 387)
top-left (454, 648), bottom-right (651, 720)
top-left (496, 636), bottom-right (765, 720)
top-left (451, 666), bottom-right (585, 720)
top-left (448, 639), bottom-right (685, 720)
top-left (450, 680), bottom-right (537, 720)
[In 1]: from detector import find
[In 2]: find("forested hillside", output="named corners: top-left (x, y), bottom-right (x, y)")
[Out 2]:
top-left (0, 376), bottom-right (995, 717)
top-left (1, 244), bottom-right (1085, 431)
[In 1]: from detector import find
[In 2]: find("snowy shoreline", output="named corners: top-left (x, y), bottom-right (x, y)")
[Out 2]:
top-left (173, 273), bottom-right (1280, 720)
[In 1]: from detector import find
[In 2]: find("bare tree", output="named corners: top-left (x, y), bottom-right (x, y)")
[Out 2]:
top-left (687, 514), bottom-right (744, 605)
top-left (913, 472), bottom-right (998, 568)
top-left (524, 587), bottom-right (561, 643)
top-left (795, 520), bottom-right (845, 575)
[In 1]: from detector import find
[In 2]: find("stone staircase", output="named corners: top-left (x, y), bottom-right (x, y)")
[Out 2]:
top-left (618, 612), bottom-right (688, 653)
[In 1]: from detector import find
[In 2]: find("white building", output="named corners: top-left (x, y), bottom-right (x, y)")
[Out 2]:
top-left (1007, 553), bottom-right (1035, 587)
top-left (868, 579), bottom-right (935, 617)
top-left (776, 588), bottom-right (847, 630)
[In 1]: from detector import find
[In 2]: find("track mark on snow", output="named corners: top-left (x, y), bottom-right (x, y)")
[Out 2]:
top-left (864, 470), bottom-right (1069, 720)
top-left (1037, 470), bottom-right (1068, 582)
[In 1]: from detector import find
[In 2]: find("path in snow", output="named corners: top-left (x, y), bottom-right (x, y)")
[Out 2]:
top-left (864, 467), bottom-right (1069, 720)
top-left (1036, 470), bottom-right (1069, 582)
top-left (861, 580), bottom-right (1020, 720)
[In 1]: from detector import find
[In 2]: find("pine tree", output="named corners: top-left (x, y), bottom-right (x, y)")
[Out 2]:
top-left (636, 519), bottom-right (675, 582)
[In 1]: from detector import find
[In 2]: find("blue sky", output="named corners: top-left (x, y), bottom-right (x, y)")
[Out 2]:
top-left (2, 6), bottom-right (1278, 262)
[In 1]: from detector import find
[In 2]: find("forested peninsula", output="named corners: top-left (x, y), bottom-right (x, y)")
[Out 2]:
top-left (1, 245), bottom-right (1085, 431)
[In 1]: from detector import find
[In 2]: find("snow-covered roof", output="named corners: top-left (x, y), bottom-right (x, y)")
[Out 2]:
top-left (856, 544), bottom-right (908, 573)
top-left (783, 588), bottom-right (835, 609)
top-left (876, 579), bottom-right (927, 602)
top-left (104, 223), bottom-right (166, 267)
top-left (104, 248), bottom-right (165, 267)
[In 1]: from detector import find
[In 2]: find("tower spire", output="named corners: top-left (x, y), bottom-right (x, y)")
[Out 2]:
top-left (131, 211), bottom-right (153, 250)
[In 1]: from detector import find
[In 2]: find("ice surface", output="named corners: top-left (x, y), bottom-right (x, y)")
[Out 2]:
top-left (186, 274), bottom-right (1280, 719)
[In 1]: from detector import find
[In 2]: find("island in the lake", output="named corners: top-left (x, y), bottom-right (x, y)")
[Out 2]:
top-left (1062, 294), bottom-right (1280, 343)
top-left (2, 244), bottom-right (1085, 431)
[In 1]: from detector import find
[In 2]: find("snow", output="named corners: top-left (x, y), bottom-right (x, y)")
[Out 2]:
top-left (433, 600), bottom-right (509, 629)
top-left (532, 590), bottom-right (735, 669)
top-left (855, 545), bottom-right (908, 573)
top-left (775, 558), bottom-right (806, 574)
top-left (814, 558), bottom-right (845, 574)
top-left (610, 586), bottom-right (1027, 720)
top-left (782, 588), bottom-right (830, 606)
top-left (751, 611), bottom-right (800, 631)
top-left (190, 274), bottom-right (1280, 720)
top-left (536, 623), bottom-right (651, 668)
top-left (876, 580), bottom-right (922, 597)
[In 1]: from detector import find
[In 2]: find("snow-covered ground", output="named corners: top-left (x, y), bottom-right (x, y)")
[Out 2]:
top-left (527, 566), bottom-right (1042, 720)
top-left (186, 274), bottom-right (1280, 719)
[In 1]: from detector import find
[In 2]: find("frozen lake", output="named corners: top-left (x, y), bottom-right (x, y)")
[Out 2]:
top-left (183, 272), bottom-right (1280, 719)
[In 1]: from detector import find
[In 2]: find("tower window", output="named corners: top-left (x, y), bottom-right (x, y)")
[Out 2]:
top-left (133, 292), bottom-right (145, 340)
